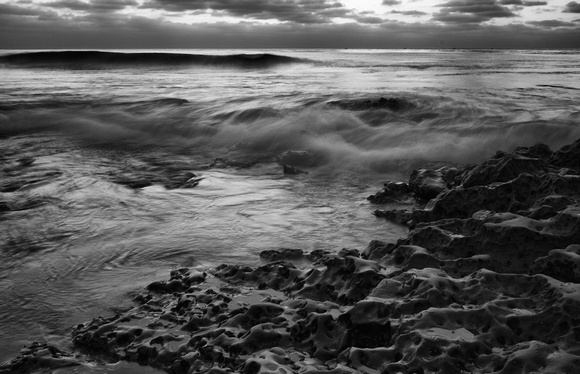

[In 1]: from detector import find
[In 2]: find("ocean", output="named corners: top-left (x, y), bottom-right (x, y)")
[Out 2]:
top-left (0, 48), bottom-right (579, 364)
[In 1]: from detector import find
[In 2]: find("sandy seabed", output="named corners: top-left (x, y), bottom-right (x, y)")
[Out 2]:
top-left (2, 138), bottom-right (580, 374)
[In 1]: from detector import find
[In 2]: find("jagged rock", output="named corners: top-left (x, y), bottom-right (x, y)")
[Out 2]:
top-left (260, 248), bottom-right (305, 262)
top-left (282, 164), bottom-right (307, 175)
top-left (409, 168), bottom-right (448, 201)
top-left (0, 200), bottom-right (9, 212)
top-left (530, 244), bottom-right (580, 283)
top-left (550, 138), bottom-right (580, 172)
top-left (514, 142), bottom-right (552, 160)
top-left (459, 153), bottom-right (552, 188)
top-left (396, 209), bottom-right (580, 273)
top-left (113, 178), bottom-right (153, 189)
top-left (362, 240), bottom-right (395, 261)
top-left (277, 150), bottom-right (327, 168)
top-left (0, 342), bottom-right (81, 373)
top-left (6, 138), bottom-right (580, 374)
top-left (367, 181), bottom-right (412, 204)
top-left (216, 251), bottom-right (384, 305)
top-left (327, 97), bottom-right (412, 112)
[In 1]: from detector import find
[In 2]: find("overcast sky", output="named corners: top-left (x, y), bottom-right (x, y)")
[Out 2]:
top-left (1, 0), bottom-right (579, 49)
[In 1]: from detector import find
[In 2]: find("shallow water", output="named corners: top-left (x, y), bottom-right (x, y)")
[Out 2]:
top-left (1, 48), bottom-right (579, 363)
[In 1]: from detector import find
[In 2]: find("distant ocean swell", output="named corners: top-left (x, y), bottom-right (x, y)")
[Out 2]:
top-left (0, 51), bottom-right (307, 69)
top-left (2, 93), bottom-right (579, 175)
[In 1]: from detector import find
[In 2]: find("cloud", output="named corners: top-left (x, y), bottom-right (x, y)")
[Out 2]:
top-left (1, 8), bottom-right (579, 50)
top-left (140, 0), bottom-right (350, 24)
top-left (0, 2), bottom-right (50, 16)
top-left (45, 0), bottom-right (137, 13)
top-left (44, 0), bottom-right (93, 11)
top-left (564, 1), bottom-right (580, 13)
top-left (1, 0), bottom-right (579, 49)
top-left (390, 10), bottom-right (427, 16)
top-left (528, 19), bottom-right (576, 27)
top-left (500, 0), bottom-right (547, 6)
top-left (434, 0), bottom-right (517, 24)
top-left (353, 15), bottom-right (385, 24)
top-left (382, 0), bottom-right (401, 5)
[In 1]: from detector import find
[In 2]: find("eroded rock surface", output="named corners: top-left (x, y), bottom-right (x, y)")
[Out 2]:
top-left (4, 139), bottom-right (580, 374)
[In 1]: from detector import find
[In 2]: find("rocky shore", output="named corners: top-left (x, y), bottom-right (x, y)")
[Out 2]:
top-left (2, 139), bottom-right (580, 374)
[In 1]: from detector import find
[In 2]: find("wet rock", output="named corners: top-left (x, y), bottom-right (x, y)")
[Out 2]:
top-left (113, 178), bottom-right (153, 189)
top-left (6, 137), bottom-right (580, 374)
top-left (459, 153), bottom-right (552, 188)
top-left (362, 239), bottom-right (395, 261)
top-left (0, 342), bottom-right (81, 373)
top-left (367, 181), bottom-right (412, 204)
top-left (282, 164), bottom-right (307, 175)
top-left (409, 168), bottom-right (448, 201)
top-left (514, 142), bottom-right (552, 160)
top-left (530, 244), bottom-right (580, 283)
top-left (164, 172), bottom-right (198, 189)
top-left (550, 138), bottom-right (580, 172)
top-left (0, 200), bottom-right (9, 212)
top-left (260, 248), bottom-right (305, 262)
top-left (277, 150), bottom-right (327, 168)
top-left (327, 97), bottom-right (412, 112)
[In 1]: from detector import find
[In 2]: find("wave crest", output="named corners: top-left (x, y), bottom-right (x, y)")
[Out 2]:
top-left (0, 51), bottom-right (307, 69)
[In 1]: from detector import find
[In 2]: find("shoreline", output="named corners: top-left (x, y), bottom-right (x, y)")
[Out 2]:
top-left (2, 138), bottom-right (580, 373)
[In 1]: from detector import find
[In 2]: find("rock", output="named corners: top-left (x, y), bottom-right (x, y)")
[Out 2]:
top-left (327, 97), bottom-right (413, 112)
top-left (260, 248), bottom-right (305, 262)
top-left (6, 137), bottom-right (580, 374)
top-left (362, 240), bottom-right (395, 261)
top-left (530, 245), bottom-right (580, 283)
top-left (113, 178), bottom-right (153, 189)
top-left (0, 200), bottom-right (10, 212)
top-left (409, 168), bottom-right (448, 201)
top-left (277, 150), bottom-right (327, 168)
top-left (459, 153), bottom-right (552, 188)
top-left (367, 181), bottom-right (412, 204)
top-left (282, 164), bottom-right (307, 175)
top-left (549, 138), bottom-right (580, 172)
top-left (0, 342), bottom-right (81, 373)
top-left (514, 142), bottom-right (552, 160)
top-left (164, 172), bottom-right (197, 189)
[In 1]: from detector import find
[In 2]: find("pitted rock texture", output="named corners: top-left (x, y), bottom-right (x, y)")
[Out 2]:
top-left (4, 139), bottom-right (580, 374)
top-left (374, 141), bottom-right (580, 228)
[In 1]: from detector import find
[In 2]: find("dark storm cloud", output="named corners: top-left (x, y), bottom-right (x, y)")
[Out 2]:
top-left (500, 0), bottom-right (547, 6)
top-left (390, 10), bottom-right (427, 16)
top-left (140, 0), bottom-right (349, 24)
top-left (564, 1), bottom-right (580, 12)
top-left (528, 19), bottom-right (576, 27)
top-left (433, 0), bottom-right (517, 24)
top-left (382, 0), bottom-right (401, 5)
top-left (45, 0), bottom-right (138, 13)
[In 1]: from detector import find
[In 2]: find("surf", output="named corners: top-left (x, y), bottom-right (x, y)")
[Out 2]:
top-left (0, 50), bottom-right (308, 70)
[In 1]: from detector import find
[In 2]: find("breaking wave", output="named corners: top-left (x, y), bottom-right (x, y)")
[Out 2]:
top-left (0, 51), bottom-right (307, 69)
top-left (2, 94), bottom-right (579, 175)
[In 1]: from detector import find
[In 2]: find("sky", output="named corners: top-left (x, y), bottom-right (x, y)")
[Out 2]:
top-left (0, 0), bottom-right (579, 49)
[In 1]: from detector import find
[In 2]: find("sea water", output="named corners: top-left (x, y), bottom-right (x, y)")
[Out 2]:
top-left (0, 48), bottom-right (579, 362)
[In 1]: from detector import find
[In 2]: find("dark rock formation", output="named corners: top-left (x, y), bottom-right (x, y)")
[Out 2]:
top-left (549, 138), bottom-right (580, 172)
top-left (327, 97), bottom-right (413, 112)
top-left (367, 181), bottom-right (412, 204)
top-left (409, 168), bottom-right (449, 201)
top-left (282, 164), bottom-right (307, 175)
top-left (277, 150), bottom-right (327, 168)
top-left (5, 139), bottom-right (580, 374)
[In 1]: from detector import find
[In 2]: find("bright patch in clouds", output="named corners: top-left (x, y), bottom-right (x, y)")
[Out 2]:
top-left (0, 0), bottom-right (578, 48)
